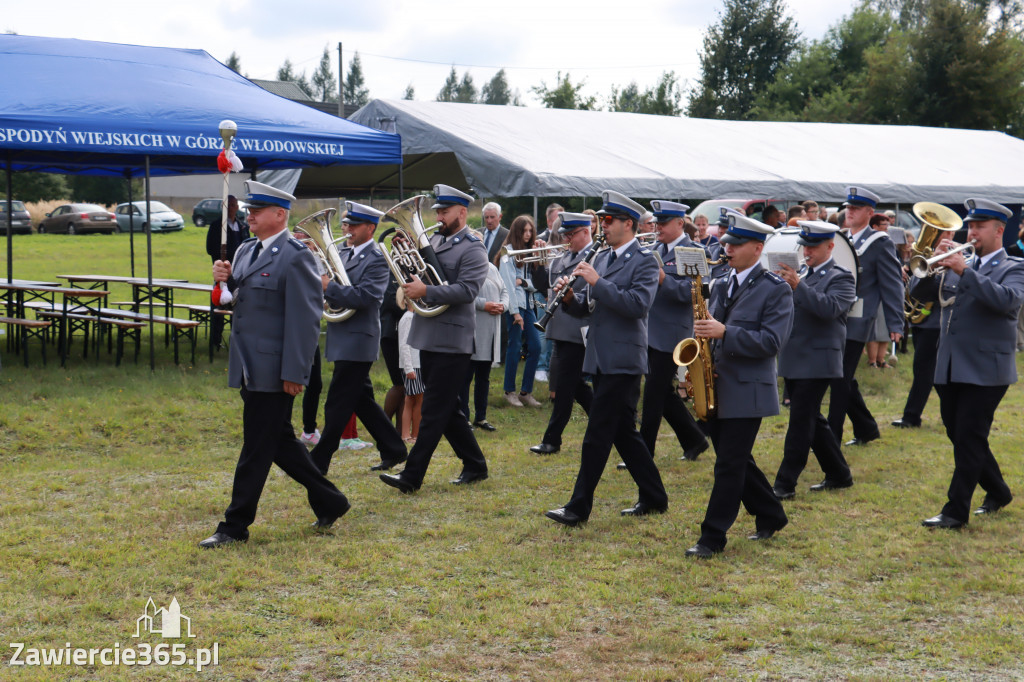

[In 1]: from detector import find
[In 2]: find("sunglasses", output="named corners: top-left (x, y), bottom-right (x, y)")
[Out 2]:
top-left (601, 215), bottom-right (626, 226)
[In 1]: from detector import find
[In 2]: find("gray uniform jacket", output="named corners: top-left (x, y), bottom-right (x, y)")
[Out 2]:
top-left (911, 249), bottom-right (1024, 386)
top-left (323, 242), bottom-right (389, 363)
top-left (648, 241), bottom-right (695, 353)
top-left (708, 264), bottom-right (794, 418)
top-left (544, 243), bottom-right (595, 344)
top-left (778, 261), bottom-right (856, 380)
top-left (847, 228), bottom-right (904, 343)
top-left (568, 240), bottom-right (659, 376)
top-left (408, 226), bottom-right (488, 355)
top-left (227, 233), bottom-right (322, 391)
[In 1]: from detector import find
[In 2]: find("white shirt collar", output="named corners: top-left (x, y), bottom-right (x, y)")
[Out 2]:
top-left (613, 238), bottom-right (638, 258)
top-left (259, 228), bottom-right (290, 250)
top-left (350, 239), bottom-right (373, 258)
top-left (731, 261), bottom-right (759, 288)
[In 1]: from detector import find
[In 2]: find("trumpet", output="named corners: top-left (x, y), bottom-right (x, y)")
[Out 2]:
top-left (293, 208), bottom-right (356, 323)
top-left (636, 231), bottom-right (657, 246)
top-left (909, 239), bottom-right (976, 279)
top-left (504, 243), bottom-right (567, 265)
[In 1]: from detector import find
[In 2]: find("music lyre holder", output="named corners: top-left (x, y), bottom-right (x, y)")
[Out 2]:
top-left (675, 246), bottom-right (711, 278)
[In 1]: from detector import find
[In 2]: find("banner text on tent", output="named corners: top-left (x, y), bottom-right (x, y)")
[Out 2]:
top-left (0, 128), bottom-right (343, 157)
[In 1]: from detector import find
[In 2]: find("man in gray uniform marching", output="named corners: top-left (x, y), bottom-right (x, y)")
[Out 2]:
top-left (530, 213), bottom-right (595, 455)
top-left (773, 221), bottom-right (857, 499)
top-left (308, 201), bottom-right (408, 475)
top-left (545, 191), bottom-right (668, 527)
top-left (828, 186), bottom-right (904, 447)
top-left (640, 199), bottom-right (709, 462)
top-left (913, 198), bottom-right (1024, 529)
top-left (200, 181), bottom-right (350, 548)
top-left (685, 212), bottom-right (794, 558)
top-left (380, 185), bottom-right (490, 493)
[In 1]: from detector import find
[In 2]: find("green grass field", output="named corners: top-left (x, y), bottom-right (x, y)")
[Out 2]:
top-left (1, 227), bottom-right (1023, 680)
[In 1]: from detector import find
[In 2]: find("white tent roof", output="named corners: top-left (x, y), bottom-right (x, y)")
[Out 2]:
top-left (349, 99), bottom-right (1024, 202)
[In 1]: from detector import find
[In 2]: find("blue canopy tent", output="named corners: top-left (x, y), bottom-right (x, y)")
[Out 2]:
top-left (0, 34), bottom-right (401, 367)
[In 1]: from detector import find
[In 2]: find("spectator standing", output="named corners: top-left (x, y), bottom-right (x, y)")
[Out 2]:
top-left (463, 248), bottom-right (509, 431)
top-left (397, 289), bottom-right (423, 443)
top-left (498, 215), bottom-right (544, 407)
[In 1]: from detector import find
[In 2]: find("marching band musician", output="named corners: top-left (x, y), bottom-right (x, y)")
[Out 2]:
top-left (529, 213), bottom-right (595, 455)
top-left (685, 212), bottom-right (794, 559)
top-left (912, 198), bottom-right (1024, 529)
top-left (708, 208), bottom-right (734, 280)
top-left (308, 202), bottom-right (408, 475)
top-left (892, 273), bottom-right (941, 429)
top-left (828, 187), bottom-right (904, 447)
top-left (772, 221), bottom-right (856, 500)
top-left (379, 184), bottom-right (490, 493)
top-left (639, 200), bottom-right (709, 462)
top-left (200, 181), bottom-right (350, 548)
top-left (545, 191), bottom-right (668, 527)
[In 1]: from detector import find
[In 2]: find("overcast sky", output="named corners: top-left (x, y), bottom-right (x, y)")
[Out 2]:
top-left (4, 0), bottom-right (858, 106)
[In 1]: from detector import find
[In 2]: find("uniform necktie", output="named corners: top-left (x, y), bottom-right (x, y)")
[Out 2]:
top-left (608, 251), bottom-right (617, 267)
top-left (727, 274), bottom-right (737, 302)
top-left (439, 235), bottom-right (447, 246)
top-left (973, 257), bottom-right (981, 271)
top-left (347, 248), bottom-right (355, 263)
top-left (658, 242), bottom-right (668, 259)
top-left (249, 241), bottom-right (262, 264)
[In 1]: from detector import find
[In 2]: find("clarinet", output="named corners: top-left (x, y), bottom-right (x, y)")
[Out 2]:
top-left (534, 234), bottom-right (606, 332)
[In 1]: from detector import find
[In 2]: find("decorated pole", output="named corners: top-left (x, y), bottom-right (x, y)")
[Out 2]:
top-left (212, 120), bottom-right (242, 305)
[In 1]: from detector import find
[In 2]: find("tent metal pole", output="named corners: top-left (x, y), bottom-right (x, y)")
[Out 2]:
top-left (533, 196), bottom-right (538, 227)
top-left (145, 156), bottom-right (155, 370)
top-left (6, 152), bottom-right (13, 284)
top-left (126, 170), bottom-right (135, 277)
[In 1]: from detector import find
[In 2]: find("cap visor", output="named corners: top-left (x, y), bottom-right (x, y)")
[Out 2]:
top-left (720, 233), bottom-right (751, 245)
top-left (596, 209), bottom-right (629, 218)
top-left (796, 236), bottom-right (830, 246)
top-left (431, 200), bottom-right (457, 210)
top-left (558, 224), bottom-right (588, 235)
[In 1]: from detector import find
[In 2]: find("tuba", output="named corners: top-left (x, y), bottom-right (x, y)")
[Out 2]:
top-left (905, 202), bottom-right (964, 322)
top-left (671, 248), bottom-right (726, 421)
top-left (293, 208), bottom-right (355, 323)
top-left (377, 195), bottom-right (450, 318)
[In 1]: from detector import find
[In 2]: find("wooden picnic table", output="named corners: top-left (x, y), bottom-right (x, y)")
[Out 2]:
top-left (0, 282), bottom-right (109, 366)
top-left (126, 279), bottom-right (219, 361)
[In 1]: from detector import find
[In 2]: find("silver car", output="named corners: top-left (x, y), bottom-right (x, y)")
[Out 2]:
top-left (115, 201), bottom-right (185, 233)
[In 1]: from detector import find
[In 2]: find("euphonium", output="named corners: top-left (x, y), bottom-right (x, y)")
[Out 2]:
top-left (293, 208), bottom-right (355, 323)
top-left (377, 195), bottom-right (450, 318)
top-left (672, 271), bottom-right (717, 421)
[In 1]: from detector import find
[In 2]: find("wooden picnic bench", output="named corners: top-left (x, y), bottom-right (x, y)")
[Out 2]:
top-left (0, 316), bottom-right (52, 366)
top-left (34, 310), bottom-right (144, 366)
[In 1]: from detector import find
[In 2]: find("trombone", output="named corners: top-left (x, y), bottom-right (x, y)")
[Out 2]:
top-left (909, 239), bottom-right (977, 279)
top-left (504, 243), bottom-right (568, 265)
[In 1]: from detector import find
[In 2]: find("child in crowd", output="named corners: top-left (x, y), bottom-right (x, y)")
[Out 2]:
top-left (397, 289), bottom-right (423, 443)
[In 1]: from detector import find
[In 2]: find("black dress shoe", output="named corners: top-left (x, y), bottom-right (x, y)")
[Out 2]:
top-left (311, 500), bottom-right (352, 529)
top-left (684, 543), bottom-right (719, 559)
top-left (890, 418), bottom-right (920, 428)
top-left (621, 501), bottom-right (667, 517)
top-left (844, 434), bottom-right (879, 446)
top-left (530, 443), bottom-right (559, 455)
top-left (472, 419), bottom-right (497, 432)
top-left (370, 455), bottom-right (408, 471)
top-left (379, 473), bottom-right (416, 493)
top-left (616, 461), bottom-right (627, 470)
top-left (747, 529), bottom-right (777, 541)
top-left (974, 497), bottom-right (1012, 515)
top-left (809, 477), bottom-right (853, 492)
top-left (545, 507), bottom-right (584, 527)
top-left (450, 470), bottom-right (488, 485)
top-left (682, 440), bottom-right (709, 461)
top-left (922, 513), bottom-right (965, 529)
top-left (198, 532), bottom-right (245, 549)
top-left (773, 487), bottom-right (796, 500)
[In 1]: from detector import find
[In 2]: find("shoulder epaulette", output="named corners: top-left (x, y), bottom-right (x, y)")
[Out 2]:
top-left (763, 271), bottom-right (785, 285)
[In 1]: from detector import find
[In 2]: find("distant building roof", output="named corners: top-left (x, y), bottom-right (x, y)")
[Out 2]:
top-left (250, 79), bottom-right (313, 101)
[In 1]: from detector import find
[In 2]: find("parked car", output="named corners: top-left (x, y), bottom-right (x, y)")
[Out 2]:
top-left (691, 198), bottom-right (789, 225)
top-left (115, 201), bottom-right (185, 233)
top-left (0, 199), bottom-right (33, 234)
top-left (38, 203), bottom-right (117, 234)
top-left (192, 198), bottom-right (248, 227)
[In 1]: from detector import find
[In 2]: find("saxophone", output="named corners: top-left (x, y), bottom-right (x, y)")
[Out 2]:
top-left (672, 272), bottom-right (717, 421)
